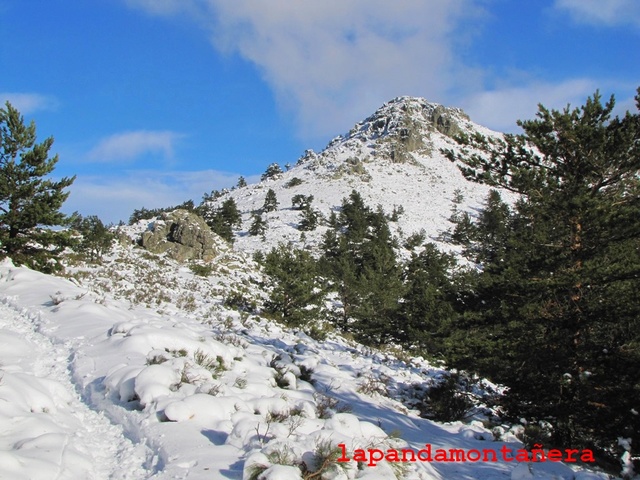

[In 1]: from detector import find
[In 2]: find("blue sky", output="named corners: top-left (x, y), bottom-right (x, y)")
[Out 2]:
top-left (1, 0), bottom-right (638, 223)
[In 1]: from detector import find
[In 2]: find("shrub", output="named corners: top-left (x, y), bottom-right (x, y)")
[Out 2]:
top-left (285, 177), bottom-right (304, 188)
top-left (301, 439), bottom-right (350, 479)
top-left (403, 229), bottom-right (426, 250)
top-left (223, 290), bottom-right (257, 312)
top-left (193, 349), bottom-right (226, 376)
top-left (424, 373), bottom-right (473, 422)
top-left (356, 373), bottom-right (389, 397)
top-left (291, 194), bottom-right (314, 210)
top-left (314, 393), bottom-right (352, 419)
top-left (520, 421), bottom-right (553, 450)
top-left (189, 263), bottom-right (213, 277)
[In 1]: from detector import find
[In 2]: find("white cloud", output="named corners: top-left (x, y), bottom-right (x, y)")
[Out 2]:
top-left (126, 0), bottom-right (481, 139)
top-left (554, 0), bottom-right (640, 27)
top-left (0, 92), bottom-right (59, 114)
top-left (460, 79), bottom-right (602, 132)
top-left (87, 130), bottom-right (185, 163)
top-left (64, 169), bottom-right (253, 224)
top-left (211, 0), bottom-right (484, 138)
top-left (124, 1), bottom-right (635, 138)
top-left (461, 80), bottom-right (638, 133)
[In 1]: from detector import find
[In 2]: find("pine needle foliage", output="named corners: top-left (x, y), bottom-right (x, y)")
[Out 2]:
top-left (447, 89), bottom-right (640, 468)
top-left (0, 102), bottom-right (75, 272)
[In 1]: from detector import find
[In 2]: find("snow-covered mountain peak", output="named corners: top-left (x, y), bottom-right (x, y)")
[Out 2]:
top-left (209, 96), bottom-right (508, 255)
top-left (298, 96), bottom-right (478, 171)
top-left (347, 96), bottom-right (469, 142)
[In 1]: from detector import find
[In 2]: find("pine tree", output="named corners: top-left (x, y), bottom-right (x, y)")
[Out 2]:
top-left (291, 194), bottom-right (313, 210)
top-left (339, 190), bottom-right (369, 242)
top-left (261, 163), bottom-right (283, 181)
top-left (298, 204), bottom-right (319, 231)
top-left (237, 176), bottom-right (247, 188)
top-left (449, 89), bottom-right (640, 466)
top-left (451, 189), bottom-right (511, 264)
top-left (319, 190), bottom-right (403, 345)
top-left (449, 210), bottom-right (475, 245)
top-left (296, 196), bottom-right (319, 231)
top-left (0, 102), bottom-right (75, 271)
top-left (400, 244), bottom-right (457, 354)
top-left (262, 188), bottom-right (279, 213)
top-left (319, 191), bottom-right (371, 326)
top-left (248, 212), bottom-right (267, 237)
top-left (351, 207), bottom-right (403, 345)
top-left (71, 214), bottom-right (114, 262)
top-left (263, 244), bottom-right (321, 327)
top-left (205, 198), bottom-right (241, 243)
top-left (319, 229), bottom-right (360, 330)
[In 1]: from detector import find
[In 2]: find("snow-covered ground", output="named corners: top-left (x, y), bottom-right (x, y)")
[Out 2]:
top-left (0, 97), bottom-right (620, 479)
top-left (0, 251), bottom-right (612, 479)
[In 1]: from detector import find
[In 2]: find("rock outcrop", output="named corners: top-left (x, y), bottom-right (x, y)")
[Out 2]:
top-left (140, 210), bottom-right (224, 262)
top-left (336, 96), bottom-right (470, 164)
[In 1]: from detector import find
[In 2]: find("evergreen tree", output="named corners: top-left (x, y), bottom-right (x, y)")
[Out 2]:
top-left (176, 199), bottom-right (195, 211)
top-left (399, 244), bottom-right (457, 354)
top-left (351, 207), bottom-right (403, 344)
top-left (403, 229), bottom-right (426, 250)
top-left (248, 212), bottom-right (267, 237)
top-left (319, 190), bottom-right (403, 345)
top-left (450, 189), bottom-right (512, 264)
top-left (327, 210), bottom-right (339, 229)
top-left (449, 90), bottom-right (640, 466)
top-left (261, 163), bottom-right (283, 181)
top-left (0, 102), bottom-right (75, 271)
top-left (473, 190), bottom-right (511, 264)
top-left (319, 227), bottom-right (360, 329)
top-left (262, 188), bottom-right (279, 213)
top-left (129, 207), bottom-right (158, 224)
top-left (389, 204), bottom-right (404, 222)
top-left (204, 198), bottom-right (241, 243)
top-left (296, 195), bottom-right (319, 231)
top-left (339, 190), bottom-right (369, 242)
top-left (71, 214), bottom-right (114, 262)
top-left (285, 177), bottom-right (303, 188)
top-left (202, 189), bottom-right (224, 202)
top-left (291, 194), bottom-right (314, 210)
top-left (237, 176), bottom-right (247, 188)
top-left (263, 244), bottom-right (321, 327)
top-left (449, 210), bottom-right (475, 245)
top-left (298, 204), bottom-right (319, 231)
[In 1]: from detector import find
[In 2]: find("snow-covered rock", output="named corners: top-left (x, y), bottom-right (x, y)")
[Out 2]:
top-left (140, 209), bottom-right (227, 261)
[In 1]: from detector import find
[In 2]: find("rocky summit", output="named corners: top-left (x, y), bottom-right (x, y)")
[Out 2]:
top-left (204, 96), bottom-right (510, 255)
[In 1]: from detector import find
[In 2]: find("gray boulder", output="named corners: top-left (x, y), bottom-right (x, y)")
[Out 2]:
top-left (140, 210), bottom-right (224, 262)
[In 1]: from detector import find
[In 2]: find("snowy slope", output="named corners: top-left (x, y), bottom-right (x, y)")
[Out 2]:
top-left (0, 250), bottom-right (610, 479)
top-left (0, 97), bottom-right (615, 480)
top-left (208, 97), bottom-right (515, 255)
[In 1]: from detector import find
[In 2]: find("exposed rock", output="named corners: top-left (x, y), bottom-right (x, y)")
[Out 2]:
top-left (339, 97), bottom-right (469, 164)
top-left (430, 104), bottom-right (465, 137)
top-left (140, 210), bottom-right (224, 262)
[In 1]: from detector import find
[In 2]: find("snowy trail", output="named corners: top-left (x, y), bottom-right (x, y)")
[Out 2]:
top-left (0, 300), bottom-right (150, 480)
